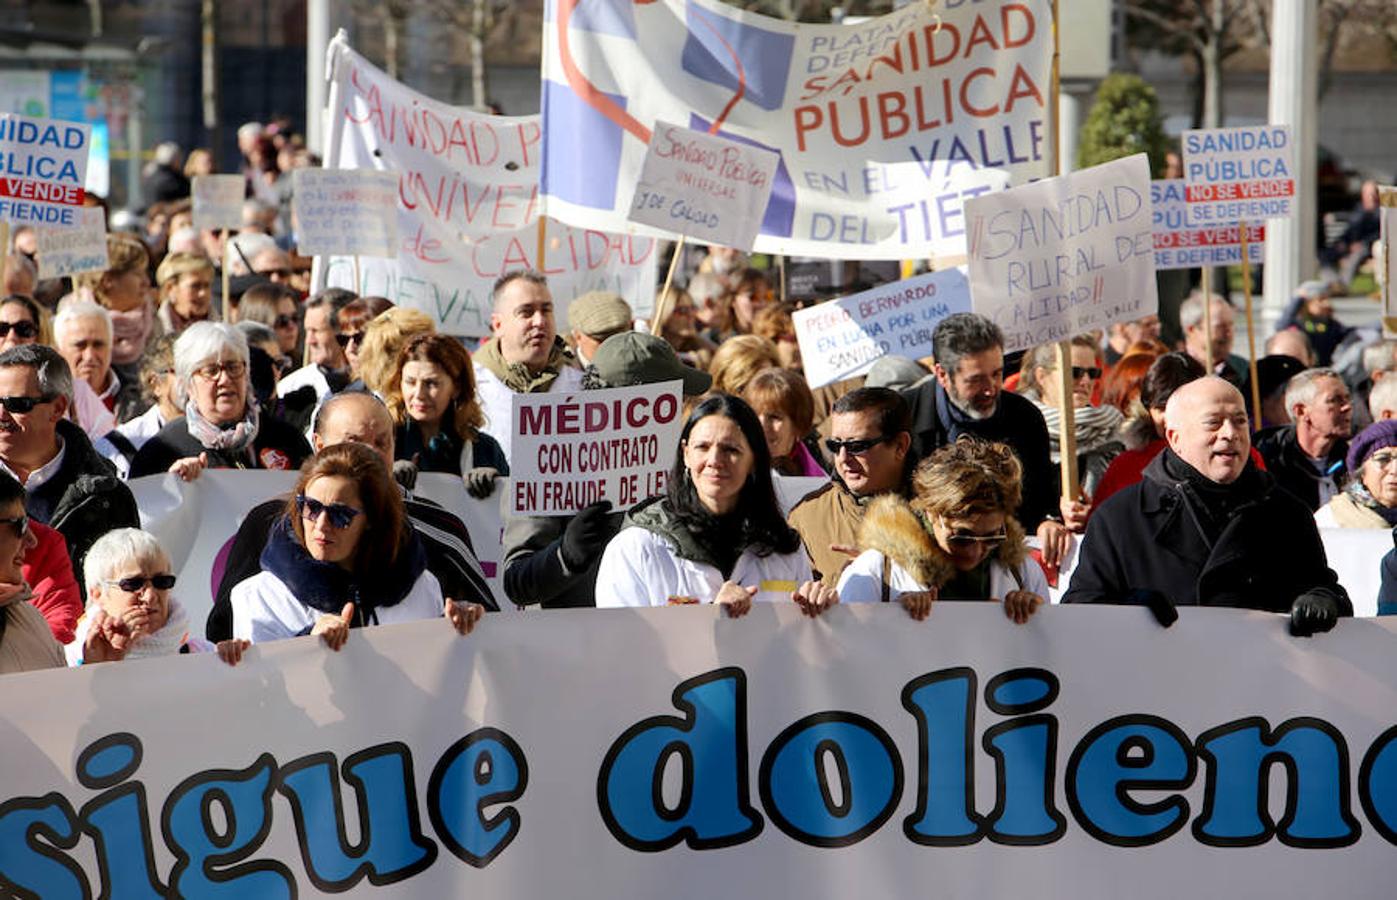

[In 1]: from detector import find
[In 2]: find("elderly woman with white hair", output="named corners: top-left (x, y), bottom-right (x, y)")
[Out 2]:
top-left (67, 527), bottom-right (251, 665)
top-left (128, 321), bottom-right (311, 479)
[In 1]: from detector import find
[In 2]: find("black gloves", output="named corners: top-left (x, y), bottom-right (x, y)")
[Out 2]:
top-left (1125, 589), bottom-right (1178, 628)
top-left (560, 500), bottom-right (615, 571)
top-left (1290, 591), bottom-right (1340, 637)
top-left (392, 459), bottom-right (419, 493)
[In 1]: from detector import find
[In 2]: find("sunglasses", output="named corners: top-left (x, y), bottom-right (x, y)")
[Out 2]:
top-left (258, 267), bottom-right (293, 279)
top-left (106, 573), bottom-right (177, 593)
top-left (192, 360), bottom-right (247, 381)
top-left (1368, 451), bottom-right (1397, 469)
top-left (274, 314), bottom-right (297, 329)
top-left (944, 528), bottom-right (1008, 548)
top-left (0, 514), bottom-right (28, 540)
top-left (296, 494), bottom-right (362, 530)
top-left (1071, 366), bottom-right (1103, 380)
top-left (335, 331), bottom-right (366, 349)
top-left (0, 321), bottom-right (38, 340)
top-left (0, 395), bottom-right (54, 414)
top-left (824, 436), bottom-right (889, 456)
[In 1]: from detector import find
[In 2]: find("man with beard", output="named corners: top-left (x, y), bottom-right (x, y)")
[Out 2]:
top-left (900, 313), bottom-right (1072, 566)
top-left (1254, 367), bottom-right (1354, 511)
top-left (473, 270), bottom-right (583, 465)
top-left (1065, 377), bottom-right (1349, 636)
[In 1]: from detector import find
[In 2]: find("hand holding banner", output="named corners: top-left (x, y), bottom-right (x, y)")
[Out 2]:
top-left (292, 168), bottom-right (399, 257)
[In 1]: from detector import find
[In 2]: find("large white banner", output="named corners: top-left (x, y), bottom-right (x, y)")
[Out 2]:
top-left (323, 38), bottom-right (660, 336)
top-left (1, 605), bottom-right (1396, 898)
top-left (540, 0), bottom-right (1051, 261)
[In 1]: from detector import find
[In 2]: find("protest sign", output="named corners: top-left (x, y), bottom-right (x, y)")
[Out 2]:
top-left (509, 381), bottom-right (684, 515)
top-left (34, 204), bottom-right (107, 278)
top-left (965, 153), bottom-right (1157, 352)
top-left (793, 268), bottom-right (971, 388)
top-left (1182, 125), bottom-right (1295, 224)
top-left (191, 174), bottom-right (245, 231)
top-left (291, 167), bottom-right (399, 257)
top-left (541, 0), bottom-right (1048, 261)
top-left (1151, 178), bottom-right (1264, 270)
top-left (0, 112), bottom-right (90, 227)
top-left (323, 38), bottom-right (659, 336)
top-left (3, 605), bottom-right (1397, 899)
top-left (628, 121), bottom-right (780, 251)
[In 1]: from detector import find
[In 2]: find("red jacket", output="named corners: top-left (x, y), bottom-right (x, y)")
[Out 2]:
top-left (24, 520), bottom-right (82, 644)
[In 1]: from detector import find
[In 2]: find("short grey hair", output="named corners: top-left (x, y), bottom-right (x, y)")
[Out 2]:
top-left (1370, 376), bottom-right (1397, 421)
top-left (173, 321), bottom-right (249, 402)
top-left (153, 142), bottom-right (181, 166)
top-left (1283, 367), bottom-right (1345, 418)
top-left (1363, 340), bottom-right (1397, 377)
top-left (1179, 291), bottom-right (1230, 331)
top-left (931, 313), bottom-right (1003, 375)
top-left (54, 298), bottom-right (114, 343)
top-left (83, 528), bottom-right (169, 592)
top-left (0, 343), bottom-right (74, 402)
top-left (225, 232), bottom-right (277, 276)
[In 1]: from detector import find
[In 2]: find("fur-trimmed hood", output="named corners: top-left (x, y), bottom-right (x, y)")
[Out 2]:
top-left (856, 495), bottom-right (1028, 589)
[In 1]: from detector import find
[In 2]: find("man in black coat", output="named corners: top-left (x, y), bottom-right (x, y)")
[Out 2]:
top-left (1064, 377), bottom-right (1350, 635)
top-left (900, 313), bottom-right (1075, 567)
top-left (1254, 367), bottom-right (1353, 511)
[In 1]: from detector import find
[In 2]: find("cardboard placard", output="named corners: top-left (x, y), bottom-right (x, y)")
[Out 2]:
top-left (291, 168), bottom-right (399, 257)
top-left (1182, 125), bottom-right (1296, 224)
top-left (191, 174), bottom-right (245, 231)
top-left (1151, 178), bottom-right (1264, 270)
top-left (965, 153), bottom-right (1158, 353)
top-left (0, 112), bottom-right (91, 227)
top-left (35, 205), bottom-right (108, 278)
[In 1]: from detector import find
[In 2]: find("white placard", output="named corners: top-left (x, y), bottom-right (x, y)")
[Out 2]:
top-left (509, 381), bottom-right (684, 516)
top-left (1182, 125), bottom-right (1296, 224)
top-left (965, 153), bottom-right (1158, 353)
top-left (190, 173), bottom-right (245, 231)
top-left (35, 205), bottom-right (107, 278)
top-left (1151, 178), bottom-right (1264, 270)
top-left (0, 112), bottom-right (91, 227)
top-left (291, 168), bottom-right (399, 257)
top-left (793, 269), bottom-right (971, 388)
top-left (627, 121), bottom-right (780, 251)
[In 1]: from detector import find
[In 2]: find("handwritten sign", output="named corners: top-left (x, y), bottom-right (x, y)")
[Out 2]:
top-left (292, 168), bottom-right (399, 257)
top-left (35, 205), bottom-right (107, 278)
top-left (191, 174), bottom-right (245, 231)
top-left (627, 122), bottom-right (780, 252)
top-left (0, 112), bottom-right (91, 227)
top-left (965, 153), bottom-right (1157, 353)
top-left (793, 269), bottom-right (971, 388)
top-left (1151, 178), bottom-right (1263, 270)
top-left (1182, 125), bottom-right (1295, 224)
top-left (510, 381), bottom-right (684, 516)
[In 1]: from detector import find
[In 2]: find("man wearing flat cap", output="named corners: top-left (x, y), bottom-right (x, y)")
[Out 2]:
top-left (568, 291), bottom-right (635, 367)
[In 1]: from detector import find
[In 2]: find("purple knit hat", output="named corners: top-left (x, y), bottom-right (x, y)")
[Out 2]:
top-left (1346, 420), bottom-right (1397, 473)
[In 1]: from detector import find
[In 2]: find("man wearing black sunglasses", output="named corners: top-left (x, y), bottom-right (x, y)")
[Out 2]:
top-left (789, 388), bottom-right (914, 586)
top-left (0, 344), bottom-right (139, 595)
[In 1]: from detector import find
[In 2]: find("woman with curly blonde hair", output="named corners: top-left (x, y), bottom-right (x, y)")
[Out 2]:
top-left (385, 334), bottom-right (508, 497)
top-left (836, 437), bottom-right (1048, 622)
top-left (708, 334), bottom-right (780, 396)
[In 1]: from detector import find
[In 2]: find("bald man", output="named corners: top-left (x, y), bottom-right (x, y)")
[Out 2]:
top-left (1064, 377), bottom-right (1350, 636)
top-left (205, 392), bottom-right (498, 640)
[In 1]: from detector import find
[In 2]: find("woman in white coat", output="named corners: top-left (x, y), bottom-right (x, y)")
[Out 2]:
top-left (837, 437), bottom-right (1049, 622)
top-left (595, 394), bottom-right (837, 617)
top-left (231, 442), bottom-right (483, 647)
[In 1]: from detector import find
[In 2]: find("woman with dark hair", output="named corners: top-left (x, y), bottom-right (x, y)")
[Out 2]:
top-left (230, 443), bottom-right (483, 647)
top-left (387, 333), bottom-right (508, 497)
top-left (595, 394), bottom-right (837, 616)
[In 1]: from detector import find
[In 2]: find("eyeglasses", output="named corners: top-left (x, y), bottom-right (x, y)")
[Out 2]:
top-left (258, 268), bottom-right (293, 279)
top-left (1369, 451), bottom-right (1397, 470)
top-left (105, 573), bottom-right (177, 593)
top-left (192, 360), bottom-right (247, 381)
top-left (824, 436), bottom-right (890, 456)
top-left (944, 527), bottom-right (1008, 548)
top-left (0, 395), bottom-right (54, 414)
top-left (274, 314), bottom-right (297, 329)
top-left (0, 515), bottom-right (28, 540)
top-left (335, 331), bottom-right (366, 349)
top-left (0, 321), bottom-right (38, 340)
top-left (296, 494), bottom-right (362, 530)
top-left (1071, 366), bottom-right (1102, 381)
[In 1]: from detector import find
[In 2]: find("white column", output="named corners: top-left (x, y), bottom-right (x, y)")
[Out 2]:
top-left (1264, 0), bottom-right (1317, 319)
top-left (306, 0), bottom-right (330, 154)
top-left (1058, 88), bottom-right (1080, 175)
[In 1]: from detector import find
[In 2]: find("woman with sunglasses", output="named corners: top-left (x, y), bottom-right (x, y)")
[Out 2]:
top-left (0, 295), bottom-right (52, 352)
top-left (656, 286), bottom-right (717, 372)
top-left (595, 394), bottom-right (837, 617)
top-left (837, 438), bottom-right (1048, 623)
top-left (385, 334), bottom-right (508, 498)
top-left (230, 442), bottom-right (483, 647)
top-left (129, 322), bottom-right (311, 479)
top-left (1016, 334), bottom-right (1124, 504)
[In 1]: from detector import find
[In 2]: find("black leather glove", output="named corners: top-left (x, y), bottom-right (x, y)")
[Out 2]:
top-left (1125, 588), bottom-right (1178, 628)
top-left (1290, 591), bottom-right (1339, 637)
top-left (463, 467), bottom-right (499, 499)
top-left (392, 459), bottom-right (419, 492)
top-left (560, 500), bottom-right (615, 571)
